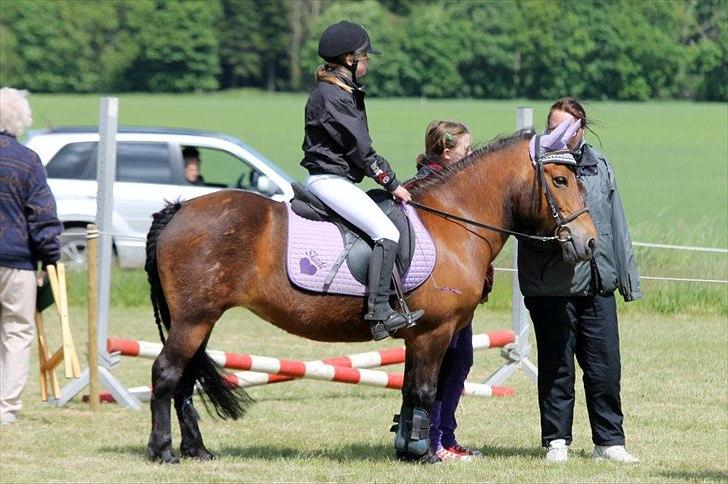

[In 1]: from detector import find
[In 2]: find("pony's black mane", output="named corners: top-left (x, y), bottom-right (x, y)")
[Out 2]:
top-left (408, 129), bottom-right (534, 194)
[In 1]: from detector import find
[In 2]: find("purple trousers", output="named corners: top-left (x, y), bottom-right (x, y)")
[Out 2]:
top-left (429, 321), bottom-right (474, 450)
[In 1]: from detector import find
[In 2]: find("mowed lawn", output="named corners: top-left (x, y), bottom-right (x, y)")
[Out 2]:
top-left (0, 306), bottom-right (726, 482)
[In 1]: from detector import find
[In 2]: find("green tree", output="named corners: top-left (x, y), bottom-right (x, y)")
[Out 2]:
top-left (126, 0), bottom-right (221, 92)
top-left (302, 0), bottom-right (408, 97)
top-left (218, 0), bottom-right (291, 91)
top-left (0, 1), bottom-right (139, 92)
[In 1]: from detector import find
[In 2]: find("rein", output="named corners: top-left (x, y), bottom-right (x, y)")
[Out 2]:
top-left (408, 136), bottom-right (589, 244)
top-left (407, 200), bottom-right (557, 242)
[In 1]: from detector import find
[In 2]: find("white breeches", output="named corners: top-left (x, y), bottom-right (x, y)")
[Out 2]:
top-left (305, 174), bottom-right (399, 243)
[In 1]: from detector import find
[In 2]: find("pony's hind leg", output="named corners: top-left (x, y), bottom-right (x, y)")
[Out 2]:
top-left (148, 324), bottom-right (212, 464)
top-left (174, 343), bottom-right (213, 460)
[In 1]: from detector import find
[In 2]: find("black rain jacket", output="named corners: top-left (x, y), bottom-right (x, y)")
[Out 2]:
top-left (301, 69), bottom-right (399, 192)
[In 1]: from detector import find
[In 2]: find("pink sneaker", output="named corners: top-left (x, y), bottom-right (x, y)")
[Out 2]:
top-left (447, 444), bottom-right (483, 458)
top-left (435, 447), bottom-right (473, 462)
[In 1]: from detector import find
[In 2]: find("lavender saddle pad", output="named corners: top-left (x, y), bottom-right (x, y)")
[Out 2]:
top-left (285, 202), bottom-right (436, 296)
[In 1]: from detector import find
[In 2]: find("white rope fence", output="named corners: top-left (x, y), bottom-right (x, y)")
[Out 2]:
top-left (632, 241), bottom-right (728, 254)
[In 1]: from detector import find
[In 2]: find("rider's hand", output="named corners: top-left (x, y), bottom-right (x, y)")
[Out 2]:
top-left (390, 185), bottom-right (412, 203)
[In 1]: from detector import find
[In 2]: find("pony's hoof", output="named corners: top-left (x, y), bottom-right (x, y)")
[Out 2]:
top-left (148, 447), bottom-right (180, 464)
top-left (397, 450), bottom-right (441, 464)
top-left (181, 446), bottom-right (215, 460)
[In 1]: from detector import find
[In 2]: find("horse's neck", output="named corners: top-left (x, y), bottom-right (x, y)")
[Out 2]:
top-left (417, 146), bottom-right (530, 264)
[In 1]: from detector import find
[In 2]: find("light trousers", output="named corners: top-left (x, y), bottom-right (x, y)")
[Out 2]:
top-left (305, 174), bottom-right (399, 243)
top-left (0, 267), bottom-right (37, 421)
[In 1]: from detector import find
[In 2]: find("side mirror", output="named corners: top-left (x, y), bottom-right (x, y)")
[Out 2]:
top-left (256, 174), bottom-right (279, 196)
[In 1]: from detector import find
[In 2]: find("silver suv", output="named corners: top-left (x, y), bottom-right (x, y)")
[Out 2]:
top-left (26, 127), bottom-right (294, 268)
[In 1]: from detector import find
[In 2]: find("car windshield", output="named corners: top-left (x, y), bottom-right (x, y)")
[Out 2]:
top-left (219, 134), bottom-right (294, 183)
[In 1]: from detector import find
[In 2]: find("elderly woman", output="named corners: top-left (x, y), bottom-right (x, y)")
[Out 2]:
top-left (518, 97), bottom-right (642, 463)
top-left (0, 87), bottom-right (62, 425)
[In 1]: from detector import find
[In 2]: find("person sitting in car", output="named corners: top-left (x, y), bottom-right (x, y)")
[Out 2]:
top-left (183, 146), bottom-right (205, 185)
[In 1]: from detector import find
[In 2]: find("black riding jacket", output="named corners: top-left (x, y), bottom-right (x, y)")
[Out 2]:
top-left (301, 70), bottom-right (400, 192)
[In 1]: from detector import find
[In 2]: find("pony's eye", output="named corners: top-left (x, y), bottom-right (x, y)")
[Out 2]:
top-left (553, 176), bottom-right (568, 187)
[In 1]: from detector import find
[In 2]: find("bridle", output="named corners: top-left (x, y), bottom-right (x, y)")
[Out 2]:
top-left (408, 135), bottom-right (590, 244)
top-left (532, 135), bottom-right (590, 243)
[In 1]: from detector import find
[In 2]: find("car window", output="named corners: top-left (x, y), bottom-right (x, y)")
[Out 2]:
top-left (116, 143), bottom-right (173, 184)
top-left (194, 147), bottom-right (258, 189)
top-left (45, 142), bottom-right (96, 179)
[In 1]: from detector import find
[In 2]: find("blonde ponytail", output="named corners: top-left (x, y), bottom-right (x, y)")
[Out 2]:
top-left (315, 64), bottom-right (353, 93)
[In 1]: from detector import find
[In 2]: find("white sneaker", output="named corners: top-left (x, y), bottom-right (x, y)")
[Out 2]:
top-left (545, 439), bottom-right (569, 462)
top-left (0, 413), bottom-right (16, 425)
top-left (593, 445), bottom-right (639, 464)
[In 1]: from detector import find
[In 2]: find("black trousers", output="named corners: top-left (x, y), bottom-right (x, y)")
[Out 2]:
top-left (524, 293), bottom-right (625, 447)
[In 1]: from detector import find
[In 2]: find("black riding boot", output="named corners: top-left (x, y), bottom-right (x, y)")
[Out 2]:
top-left (364, 239), bottom-right (424, 341)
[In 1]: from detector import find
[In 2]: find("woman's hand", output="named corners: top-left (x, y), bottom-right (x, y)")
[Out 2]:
top-left (390, 185), bottom-right (412, 203)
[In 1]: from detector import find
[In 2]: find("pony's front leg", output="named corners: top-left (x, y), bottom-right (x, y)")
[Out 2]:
top-left (395, 328), bottom-right (452, 464)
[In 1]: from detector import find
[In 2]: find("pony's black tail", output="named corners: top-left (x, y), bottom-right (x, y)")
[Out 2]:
top-left (145, 201), bottom-right (182, 344)
top-left (145, 200), bottom-right (252, 420)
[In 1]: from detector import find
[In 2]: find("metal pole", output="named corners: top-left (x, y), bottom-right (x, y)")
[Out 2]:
top-left (86, 224), bottom-right (100, 411)
top-left (484, 106), bottom-right (538, 385)
top-left (95, 98), bottom-right (117, 365)
top-left (51, 97), bottom-right (140, 409)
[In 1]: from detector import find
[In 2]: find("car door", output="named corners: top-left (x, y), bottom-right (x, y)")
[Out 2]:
top-left (113, 142), bottom-right (206, 240)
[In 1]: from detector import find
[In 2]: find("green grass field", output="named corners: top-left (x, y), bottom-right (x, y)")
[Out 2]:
top-left (1, 306), bottom-right (726, 482)
top-left (28, 91), bottom-right (728, 315)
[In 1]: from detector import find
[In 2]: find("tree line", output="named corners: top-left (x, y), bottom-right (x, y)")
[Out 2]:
top-left (1, 0), bottom-right (725, 101)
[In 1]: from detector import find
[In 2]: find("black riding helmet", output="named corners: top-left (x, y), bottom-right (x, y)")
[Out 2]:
top-left (318, 20), bottom-right (381, 62)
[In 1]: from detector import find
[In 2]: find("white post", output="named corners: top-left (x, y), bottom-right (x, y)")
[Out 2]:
top-left (484, 107), bottom-right (538, 385)
top-left (51, 98), bottom-right (141, 409)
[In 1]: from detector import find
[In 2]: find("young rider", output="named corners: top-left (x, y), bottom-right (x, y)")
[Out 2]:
top-left (409, 121), bottom-right (494, 462)
top-left (300, 21), bottom-right (423, 341)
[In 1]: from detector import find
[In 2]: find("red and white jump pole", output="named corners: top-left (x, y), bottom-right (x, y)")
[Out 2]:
top-left (107, 329), bottom-right (515, 378)
top-left (93, 356), bottom-right (514, 403)
top-left (93, 330), bottom-right (516, 403)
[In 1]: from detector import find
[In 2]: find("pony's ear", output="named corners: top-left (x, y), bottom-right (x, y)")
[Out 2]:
top-left (529, 117), bottom-right (577, 160)
top-left (561, 118), bottom-right (581, 144)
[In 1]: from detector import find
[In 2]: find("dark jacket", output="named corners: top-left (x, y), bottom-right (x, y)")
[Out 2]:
top-left (301, 69), bottom-right (400, 192)
top-left (517, 143), bottom-right (643, 302)
top-left (0, 132), bottom-right (62, 270)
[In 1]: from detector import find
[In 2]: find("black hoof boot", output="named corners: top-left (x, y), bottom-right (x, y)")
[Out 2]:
top-left (397, 449), bottom-right (442, 464)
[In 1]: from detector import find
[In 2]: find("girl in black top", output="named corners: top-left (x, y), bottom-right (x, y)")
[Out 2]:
top-left (301, 21), bottom-right (423, 341)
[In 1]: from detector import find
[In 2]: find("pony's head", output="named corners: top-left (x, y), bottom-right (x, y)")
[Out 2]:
top-left (524, 118), bottom-right (597, 263)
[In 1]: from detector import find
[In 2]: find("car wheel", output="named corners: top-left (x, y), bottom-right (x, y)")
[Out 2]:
top-left (59, 227), bottom-right (89, 270)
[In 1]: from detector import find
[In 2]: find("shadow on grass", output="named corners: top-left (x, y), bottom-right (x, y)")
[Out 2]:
top-left (481, 446), bottom-right (543, 459)
top-left (217, 442), bottom-right (395, 462)
top-left (99, 442), bottom-right (546, 463)
top-left (655, 469), bottom-right (728, 481)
